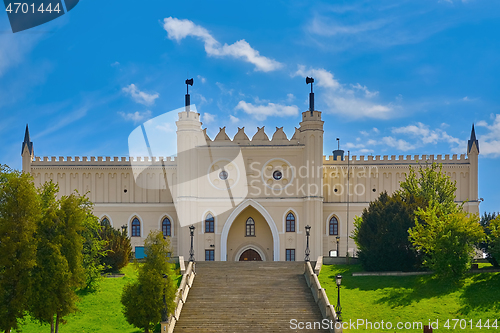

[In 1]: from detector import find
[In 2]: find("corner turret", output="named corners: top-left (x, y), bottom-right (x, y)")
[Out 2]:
top-left (467, 124), bottom-right (479, 155)
top-left (21, 124), bottom-right (34, 173)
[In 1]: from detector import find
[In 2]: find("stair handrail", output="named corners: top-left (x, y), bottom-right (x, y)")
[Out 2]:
top-left (162, 260), bottom-right (196, 333)
top-left (304, 260), bottom-right (342, 333)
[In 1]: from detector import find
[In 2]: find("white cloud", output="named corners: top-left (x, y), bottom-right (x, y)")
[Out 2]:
top-left (309, 17), bottom-right (389, 37)
top-left (351, 83), bottom-right (379, 98)
top-left (118, 110), bottom-right (152, 124)
top-left (382, 136), bottom-right (415, 151)
top-left (122, 84), bottom-right (159, 106)
top-left (163, 17), bottom-right (282, 72)
top-left (235, 101), bottom-right (299, 121)
top-left (293, 65), bottom-right (394, 119)
top-left (202, 112), bottom-right (216, 123)
top-left (286, 93), bottom-right (295, 102)
top-left (294, 65), bottom-right (340, 89)
top-left (156, 123), bottom-right (175, 133)
top-left (230, 115), bottom-right (240, 124)
top-left (111, 61), bottom-right (120, 67)
top-left (392, 122), bottom-right (461, 146)
top-left (197, 75), bottom-right (207, 84)
top-left (216, 82), bottom-right (234, 96)
top-left (476, 114), bottom-right (500, 157)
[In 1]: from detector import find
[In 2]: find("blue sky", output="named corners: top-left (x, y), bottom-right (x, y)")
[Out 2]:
top-left (1, 0), bottom-right (499, 213)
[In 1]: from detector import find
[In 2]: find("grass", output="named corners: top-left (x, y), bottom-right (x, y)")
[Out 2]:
top-left (319, 264), bottom-right (500, 332)
top-left (18, 263), bottom-right (182, 333)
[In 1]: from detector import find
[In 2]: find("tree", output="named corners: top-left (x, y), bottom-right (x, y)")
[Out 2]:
top-left (100, 224), bottom-right (132, 273)
top-left (352, 191), bottom-right (426, 272)
top-left (485, 215), bottom-right (500, 267)
top-left (30, 182), bottom-right (86, 333)
top-left (0, 166), bottom-right (40, 333)
top-left (121, 231), bottom-right (177, 333)
top-left (399, 162), bottom-right (459, 214)
top-left (80, 199), bottom-right (106, 291)
top-left (478, 212), bottom-right (499, 267)
top-left (409, 202), bottom-right (485, 278)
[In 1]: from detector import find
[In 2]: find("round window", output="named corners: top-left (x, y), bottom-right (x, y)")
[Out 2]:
top-left (219, 170), bottom-right (229, 180)
top-left (273, 170), bottom-right (283, 180)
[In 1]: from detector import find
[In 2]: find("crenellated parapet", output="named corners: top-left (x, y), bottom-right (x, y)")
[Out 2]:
top-left (203, 126), bottom-right (301, 146)
top-left (323, 153), bottom-right (469, 165)
top-left (31, 156), bottom-right (177, 167)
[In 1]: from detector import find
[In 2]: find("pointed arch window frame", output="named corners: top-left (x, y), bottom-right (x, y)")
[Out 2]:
top-left (162, 217), bottom-right (172, 237)
top-left (285, 212), bottom-right (296, 232)
top-left (205, 214), bottom-right (215, 233)
top-left (329, 216), bottom-right (339, 236)
top-left (131, 217), bottom-right (141, 237)
top-left (246, 217), bottom-right (255, 237)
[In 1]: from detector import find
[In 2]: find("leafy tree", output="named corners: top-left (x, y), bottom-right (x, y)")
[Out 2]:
top-left (485, 215), bottom-right (500, 267)
top-left (399, 162), bottom-right (459, 214)
top-left (409, 202), bottom-right (485, 279)
top-left (121, 231), bottom-right (177, 333)
top-left (80, 199), bottom-right (106, 291)
top-left (0, 166), bottom-right (40, 333)
top-left (478, 212), bottom-right (499, 267)
top-left (100, 224), bottom-right (132, 273)
top-left (30, 182), bottom-right (86, 333)
top-left (352, 191), bottom-right (426, 272)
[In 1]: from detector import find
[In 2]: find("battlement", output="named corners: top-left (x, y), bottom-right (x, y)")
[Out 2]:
top-left (323, 153), bottom-right (469, 165)
top-left (31, 155), bottom-right (177, 166)
top-left (204, 126), bottom-right (301, 146)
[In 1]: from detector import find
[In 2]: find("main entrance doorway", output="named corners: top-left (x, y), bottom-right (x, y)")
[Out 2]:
top-left (239, 249), bottom-right (262, 261)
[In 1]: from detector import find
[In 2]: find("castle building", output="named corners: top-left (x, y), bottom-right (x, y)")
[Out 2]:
top-left (21, 87), bottom-right (480, 261)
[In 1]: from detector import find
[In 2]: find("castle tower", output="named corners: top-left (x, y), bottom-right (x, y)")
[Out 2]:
top-left (21, 124), bottom-right (34, 173)
top-left (467, 124), bottom-right (479, 208)
top-left (175, 79), bottom-right (204, 259)
top-left (298, 77), bottom-right (324, 260)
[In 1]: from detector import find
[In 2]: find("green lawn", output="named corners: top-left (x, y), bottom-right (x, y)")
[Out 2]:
top-left (319, 264), bottom-right (500, 332)
top-left (18, 264), bottom-right (182, 333)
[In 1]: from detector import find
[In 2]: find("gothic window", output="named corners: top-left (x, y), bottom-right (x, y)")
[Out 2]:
top-left (246, 217), bottom-right (255, 236)
top-left (162, 217), bottom-right (171, 237)
top-left (132, 217), bottom-right (141, 237)
top-left (100, 217), bottom-right (110, 227)
top-left (205, 214), bottom-right (214, 233)
top-left (286, 212), bottom-right (295, 232)
top-left (329, 216), bottom-right (339, 236)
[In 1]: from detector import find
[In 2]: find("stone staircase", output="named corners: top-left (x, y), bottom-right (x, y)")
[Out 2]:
top-left (174, 261), bottom-right (329, 333)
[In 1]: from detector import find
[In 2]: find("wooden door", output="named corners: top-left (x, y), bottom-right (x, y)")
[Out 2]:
top-left (239, 249), bottom-right (262, 261)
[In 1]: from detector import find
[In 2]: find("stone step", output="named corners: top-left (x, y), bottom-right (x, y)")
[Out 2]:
top-left (174, 262), bottom-right (328, 333)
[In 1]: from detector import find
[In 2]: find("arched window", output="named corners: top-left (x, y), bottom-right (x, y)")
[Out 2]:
top-left (100, 217), bottom-right (110, 227)
top-left (162, 217), bottom-right (171, 237)
top-left (286, 212), bottom-right (295, 232)
top-left (132, 217), bottom-right (141, 237)
top-left (205, 214), bottom-right (214, 233)
top-left (329, 216), bottom-right (338, 236)
top-left (246, 217), bottom-right (255, 236)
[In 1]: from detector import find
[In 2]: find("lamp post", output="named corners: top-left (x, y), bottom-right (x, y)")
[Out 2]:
top-left (305, 225), bottom-right (311, 262)
top-left (335, 274), bottom-right (343, 322)
top-left (121, 224), bottom-right (127, 236)
top-left (336, 236), bottom-right (340, 257)
top-left (189, 225), bottom-right (195, 262)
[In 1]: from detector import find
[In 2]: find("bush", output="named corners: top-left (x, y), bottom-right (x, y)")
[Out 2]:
top-left (99, 225), bottom-right (132, 272)
top-left (352, 191), bottom-right (426, 272)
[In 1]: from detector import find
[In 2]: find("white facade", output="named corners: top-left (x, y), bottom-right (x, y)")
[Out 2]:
top-left (21, 107), bottom-right (480, 261)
